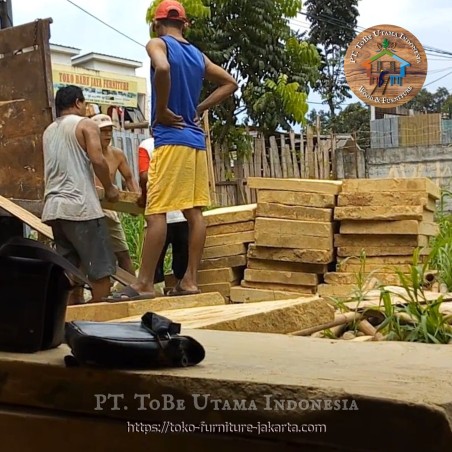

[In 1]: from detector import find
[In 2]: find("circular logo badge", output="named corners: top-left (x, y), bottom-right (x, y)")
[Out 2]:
top-left (344, 24), bottom-right (427, 108)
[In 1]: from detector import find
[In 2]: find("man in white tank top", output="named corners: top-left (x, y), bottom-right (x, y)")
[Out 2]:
top-left (41, 85), bottom-right (119, 302)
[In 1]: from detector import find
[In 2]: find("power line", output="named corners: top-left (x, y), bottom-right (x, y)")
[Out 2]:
top-left (65, 0), bottom-right (144, 48)
top-left (295, 9), bottom-right (452, 58)
top-left (423, 70), bottom-right (452, 88)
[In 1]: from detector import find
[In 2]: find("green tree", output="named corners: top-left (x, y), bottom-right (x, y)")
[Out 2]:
top-left (329, 102), bottom-right (370, 149)
top-left (305, 0), bottom-right (359, 118)
top-left (405, 87), bottom-right (451, 115)
top-left (307, 102), bottom-right (370, 149)
top-left (146, 0), bottom-right (321, 153)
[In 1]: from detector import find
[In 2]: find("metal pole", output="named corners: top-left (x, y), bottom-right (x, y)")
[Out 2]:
top-left (0, 0), bottom-right (13, 29)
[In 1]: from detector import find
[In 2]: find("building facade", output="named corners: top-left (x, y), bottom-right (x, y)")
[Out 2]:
top-left (50, 44), bottom-right (149, 130)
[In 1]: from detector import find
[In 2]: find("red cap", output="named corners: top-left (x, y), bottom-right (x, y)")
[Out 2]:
top-left (154, 0), bottom-right (187, 22)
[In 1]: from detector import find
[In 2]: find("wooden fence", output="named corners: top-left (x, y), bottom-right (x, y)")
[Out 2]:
top-left (211, 130), bottom-right (362, 206)
top-left (370, 114), bottom-right (450, 148)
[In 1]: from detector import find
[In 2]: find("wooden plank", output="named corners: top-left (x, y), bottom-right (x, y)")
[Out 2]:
top-left (114, 267), bottom-right (138, 286)
top-left (198, 281), bottom-right (238, 298)
top-left (334, 206), bottom-right (429, 221)
top-left (0, 195), bottom-right (139, 287)
top-left (199, 254), bottom-right (247, 270)
top-left (255, 217), bottom-right (333, 238)
top-left (205, 231), bottom-right (255, 248)
top-left (323, 138), bottom-right (330, 179)
top-left (254, 231), bottom-right (332, 250)
top-left (247, 258), bottom-right (329, 274)
top-left (306, 126), bottom-right (315, 178)
top-left (317, 284), bottom-right (358, 299)
top-left (166, 267), bottom-right (243, 286)
top-left (341, 178), bottom-right (441, 200)
top-left (66, 292), bottom-right (225, 322)
top-left (316, 117), bottom-right (322, 179)
top-left (97, 188), bottom-right (143, 215)
top-left (230, 286), bottom-right (301, 303)
top-left (289, 131), bottom-right (300, 178)
top-left (254, 135), bottom-right (262, 178)
top-left (337, 192), bottom-right (436, 210)
top-left (334, 234), bottom-right (430, 248)
top-left (116, 297), bottom-right (333, 334)
top-left (257, 190), bottom-right (336, 208)
top-left (280, 134), bottom-right (288, 178)
top-left (339, 220), bottom-right (439, 236)
top-left (206, 221), bottom-right (254, 236)
top-left (0, 195), bottom-right (53, 238)
top-left (337, 263), bottom-right (414, 273)
top-left (261, 135), bottom-right (270, 177)
top-left (337, 246), bottom-right (431, 257)
top-left (241, 280), bottom-right (317, 295)
top-left (248, 244), bottom-right (334, 264)
top-left (257, 203), bottom-right (333, 222)
top-left (324, 272), bottom-right (408, 286)
top-left (244, 269), bottom-right (319, 287)
top-left (202, 243), bottom-right (247, 259)
top-left (331, 133), bottom-right (337, 179)
top-left (248, 177), bottom-right (342, 195)
top-left (203, 204), bottom-right (256, 226)
top-left (269, 136), bottom-right (282, 178)
top-left (337, 255), bottom-right (426, 265)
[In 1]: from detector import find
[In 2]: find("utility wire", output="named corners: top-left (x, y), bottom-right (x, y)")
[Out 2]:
top-left (65, 0), bottom-right (145, 48)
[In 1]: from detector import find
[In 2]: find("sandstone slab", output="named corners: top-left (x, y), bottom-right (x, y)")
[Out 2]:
top-left (200, 255), bottom-right (247, 270)
top-left (257, 190), bottom-right (336, 208)
top-left (229, 287), bottom-right (299, 303)
top-left (341, 178), bottom-right (441, 199)
top-left (66, 292), bottom-right (226, 322)
top-left (248, 244), bottom-right (334, 264)
top-left (248, 177), bottom-right (342, 195)
top-left (204, 231), bottom-right (255, 248)
top-left (257, 202), bottom-right (333, 222)
top-left (244, 269), bottom-right (319, 287)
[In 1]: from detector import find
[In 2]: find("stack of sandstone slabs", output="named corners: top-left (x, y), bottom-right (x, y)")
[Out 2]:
top-left (230, 177), bottom-right (342, 303)
top-left (318, 178), bottom-right (441, 298)
top-left (165, 204), bottom-right (256, 302)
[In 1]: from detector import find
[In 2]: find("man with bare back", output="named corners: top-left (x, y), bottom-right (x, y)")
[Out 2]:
top-left (92, 114), bottom-right (140, 276)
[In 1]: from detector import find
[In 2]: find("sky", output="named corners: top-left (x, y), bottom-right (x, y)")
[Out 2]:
top-left (11, 0), bottom-right (452, 116)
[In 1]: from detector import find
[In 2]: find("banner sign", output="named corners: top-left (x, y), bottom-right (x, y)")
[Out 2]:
top-left (52, 69), bottom-right (138, 108)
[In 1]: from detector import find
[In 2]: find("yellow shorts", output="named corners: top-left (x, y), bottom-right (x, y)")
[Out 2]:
top-left (145, 145), bottom-right (210, 216)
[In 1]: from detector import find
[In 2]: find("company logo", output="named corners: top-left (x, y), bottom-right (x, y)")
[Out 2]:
top-left (344, 24), bottom-right (427, 108)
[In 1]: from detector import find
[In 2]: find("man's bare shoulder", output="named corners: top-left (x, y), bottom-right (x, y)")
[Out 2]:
top-left (110, 146), bottom-right (126, 156)
top-left (76, 117), bottom-right (97, 132)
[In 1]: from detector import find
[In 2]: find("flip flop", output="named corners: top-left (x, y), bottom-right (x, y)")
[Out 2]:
top-left (166, 282), bottom-right (201, 297)
top-left (102, 285), bottom-right (155, 302)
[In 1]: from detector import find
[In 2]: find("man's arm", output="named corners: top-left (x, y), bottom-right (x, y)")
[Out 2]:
top-left (146, 38), bottom-right (184, 128)
top-left (197, 55), bottom-right (238, 115)
top-left (81, 120), bottom-right (119, 202)
top-left (116, 151), bottom-right (140, 192)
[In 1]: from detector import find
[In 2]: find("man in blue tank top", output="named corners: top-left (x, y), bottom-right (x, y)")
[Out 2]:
top-left (106, 0), bottom-right (237, 301)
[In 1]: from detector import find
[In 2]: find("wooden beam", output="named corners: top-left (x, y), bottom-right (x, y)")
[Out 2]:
top-left (0, 195), bottom-right (53, 239)
top-left (97, 188), bottom-right (143, 215)
top-left (115, 296), bottom-right (334, 334)
top-left (0, 195), bottom-right (135, 286)
top-left (66, 291), bottom-right (225, 322)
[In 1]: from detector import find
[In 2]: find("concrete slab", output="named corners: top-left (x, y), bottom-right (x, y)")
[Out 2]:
top-left (0, 331), bottom-right (451, 450)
